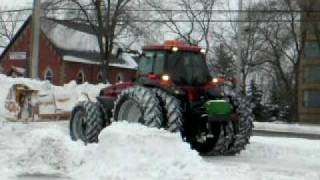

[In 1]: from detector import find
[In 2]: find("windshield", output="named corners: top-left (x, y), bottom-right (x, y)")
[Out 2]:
top-left (167, 52), bottom-right (211, 85)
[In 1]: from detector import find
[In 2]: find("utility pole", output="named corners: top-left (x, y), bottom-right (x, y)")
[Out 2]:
top-left (236, 0), bottom-right (243, 93)
top-left (30, 0), bottom-right (41, 79)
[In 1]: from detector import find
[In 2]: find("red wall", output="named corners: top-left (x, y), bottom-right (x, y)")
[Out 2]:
top-left (1, 26), bottom-right (32, 75)
top-left (108, 66), bottom-right (137, 83)
top-left (38, 32), bottom-right (63, 84)
top-left (0, 25), bottom-right (63, 85)
top-left (64, 62), bottom-right (136, 84)
top-left (64, 62), bottom-right (101, 84)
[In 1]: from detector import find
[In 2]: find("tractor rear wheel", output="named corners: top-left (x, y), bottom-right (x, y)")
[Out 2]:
top-left (152, 89), bottom-right (183, 132)
top-left (190, 121), bottom-right (234, 155)
top-left (224, 92), bottom-right (254, 155)
top-left (70, 101), bottom-right (105, 143)
top-left (113, 86), bottom-right (163, 128)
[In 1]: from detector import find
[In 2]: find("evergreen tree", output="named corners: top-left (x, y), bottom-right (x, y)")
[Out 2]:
top-left (212, 45), bottom-right (236, 79)
top-left (248, 79), bottom-right (263, 121)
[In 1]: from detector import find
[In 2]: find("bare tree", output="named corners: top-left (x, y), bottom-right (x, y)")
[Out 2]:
top-left (252, 0), bottom-right (306, 120)
top-left (0, 9), bottom-right (24, 49)
top-left (48, 0), bottom-right (133, 83)
top-left (214, 1), bottom-right (267, 95)
top-left (146, 0), bottom-right (217, 50)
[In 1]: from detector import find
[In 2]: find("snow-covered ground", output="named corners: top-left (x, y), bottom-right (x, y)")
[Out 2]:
top-left (0, 120), bottom-right (319, 180)
top-left (254, 121), bottom-right (320, 135)
top-left (0, 75), bottom-right (319, 180)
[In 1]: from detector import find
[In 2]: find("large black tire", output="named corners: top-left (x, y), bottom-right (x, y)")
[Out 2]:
top-left (70, 101), bottom-right (105, 143)
top-left (224, 92), bottom-right (254, 155)
top-left (113, 86), bottom-right (163, 128)
top-left (152, 89), bottom-right (183, 132)
top-left (203, 121), bottom-right (234, 156)
top-left (190, 120), bottom-right (234, 156)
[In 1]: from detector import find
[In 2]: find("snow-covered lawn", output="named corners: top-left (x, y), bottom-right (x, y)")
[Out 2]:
top-left (0, 120), bottom-right (319, 180)
top-left (254, 121), bottom-right (320, 135)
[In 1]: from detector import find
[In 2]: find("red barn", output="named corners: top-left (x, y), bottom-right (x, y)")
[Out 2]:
top-left (0, 17), bottom-right (138, 85)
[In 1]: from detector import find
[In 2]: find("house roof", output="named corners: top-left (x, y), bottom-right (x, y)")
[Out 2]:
top-left (0, 17), bottom-right (138, 70)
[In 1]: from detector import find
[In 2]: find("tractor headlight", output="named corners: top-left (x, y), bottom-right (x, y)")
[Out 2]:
top-left (200, 49), bottom-right (206, 53)
top-left (172, 46), bottom-right (179, 52)
top-left (161, 74), bottom-right (170, 81)
top-left (212, 78), bottom-right (219, 83)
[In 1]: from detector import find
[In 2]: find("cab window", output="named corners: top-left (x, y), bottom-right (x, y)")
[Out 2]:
top-left (154, 52), bottom-right (165, 74)
top-left (138, 51), bottom-right (165, 75)
top-left (138, 52), bottom-right (155, 75)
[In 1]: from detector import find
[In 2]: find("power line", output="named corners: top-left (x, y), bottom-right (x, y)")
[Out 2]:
top-left (43, 7), bottom-right (320, 13)
top-left (48, 18), bottom-right (320, 23)
top-left (2, 8), bottom-right (320, 14)
top-left (1, 18), bottom-right (320, 23)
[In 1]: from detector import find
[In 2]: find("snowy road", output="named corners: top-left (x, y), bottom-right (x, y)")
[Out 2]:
top-left (0, 120), bottom-right (319, 180)
top-left (205, 136), bottom-right (320, 180)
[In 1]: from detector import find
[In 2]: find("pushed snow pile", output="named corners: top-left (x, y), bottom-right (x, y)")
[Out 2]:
top-left (0, 74), bottom-right (108, 116)
top-left (14, 128), bottom-right (85, 177)
top-left (5, 122), bottom-right (223, 180)
top-left (73, 122), bottom-right (218, 180)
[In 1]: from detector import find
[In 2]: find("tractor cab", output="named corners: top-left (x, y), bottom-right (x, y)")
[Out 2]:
top-left (137, 40), bottom-right (212, 86)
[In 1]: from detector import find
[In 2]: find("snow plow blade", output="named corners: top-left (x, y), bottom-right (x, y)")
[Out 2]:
top-left (5, 84), bottom-right (71, 121)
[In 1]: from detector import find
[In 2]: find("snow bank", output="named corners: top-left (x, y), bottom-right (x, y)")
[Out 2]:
top-left (72, 122), bottom-right (215, 180)
top-left (4, 122), bottom-right (225, 180)
top-left (14, 128), bottom-right (85, 177)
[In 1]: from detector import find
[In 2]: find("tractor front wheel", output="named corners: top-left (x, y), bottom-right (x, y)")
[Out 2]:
top-left (70, 101), bottom-right (105, 143)
top-left (113, 86), bottom-right (163, 128)
top-left (152, 89), bottom-right (183, 132)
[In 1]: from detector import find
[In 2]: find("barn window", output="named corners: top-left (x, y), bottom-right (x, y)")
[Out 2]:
top-left (44, 67), bottom-right (53, 83)
top-left (76, 71), bottom-right (85, 84)
top-left (97, 72), bottom-right (103, 83)
top-left (116, 73), bottom-right (124, 83)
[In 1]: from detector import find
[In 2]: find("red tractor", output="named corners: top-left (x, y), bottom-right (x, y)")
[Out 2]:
top-left (70, 40), bottom-right (253, 155)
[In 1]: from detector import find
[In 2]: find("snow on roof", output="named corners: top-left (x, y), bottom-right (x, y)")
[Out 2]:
top-left (63, 54), bottom-right (138, 70)
top-left (63, 56), bottom-right (101, 65)
top-left (109, 63), bottom-right (136, 69)
top-left (119, 53), bottom-right (138, 69)
top-left (41, 19), bottom-right (100, 53)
